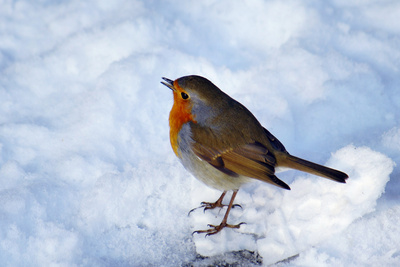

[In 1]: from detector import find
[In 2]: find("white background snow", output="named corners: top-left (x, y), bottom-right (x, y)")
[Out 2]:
top-left (0, 0), bottom-right (399, 266)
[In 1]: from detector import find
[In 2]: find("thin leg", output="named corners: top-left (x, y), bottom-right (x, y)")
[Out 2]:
top-left (189, 191), bottom-right (242, 215)
top-left (200, 191), bottom-right (227, 210)
top-left (193, 190), bottom-right (245, 236)
top-left (188, 191), bottom-right (226, 215)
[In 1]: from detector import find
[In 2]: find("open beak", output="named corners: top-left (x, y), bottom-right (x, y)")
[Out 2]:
top-left (161, 77), bottom-right (175, 91)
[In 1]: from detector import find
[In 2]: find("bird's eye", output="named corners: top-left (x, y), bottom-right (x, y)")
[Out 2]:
top-left (181, 92), bottom-right (189, 99)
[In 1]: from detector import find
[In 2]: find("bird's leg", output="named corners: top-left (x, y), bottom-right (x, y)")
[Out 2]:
top-left (189, 191), bottom-right (242, 215)
top-left (193, 190), bottom-right (245, 236)
top-left (200, 191), bottom-right (227, 210)
top-left (188, 191), bottom-right (227, 214)
top-left (200, 191), bottom-right (242, 211)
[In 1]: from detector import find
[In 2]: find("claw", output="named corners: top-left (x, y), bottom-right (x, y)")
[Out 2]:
top-left (190, 190), bottom-right (243, 236)
top-left (188, 207), bottom-right (199, 216)
top-left (232, 204), bottom-right (242, 209)
top-left (188, 191), bottom-right (229, 215)
top-left (189, 192), bottom-right (242, 215)
top-left (187, 201), bottom-right (227, 215)
top-left (193, 221), bottom-right (246, 236)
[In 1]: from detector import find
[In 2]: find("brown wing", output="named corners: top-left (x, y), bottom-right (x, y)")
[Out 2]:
top-left (263, 127), bottom-right (288, 153)
top-left (192, 141), bottom-right (290, 190)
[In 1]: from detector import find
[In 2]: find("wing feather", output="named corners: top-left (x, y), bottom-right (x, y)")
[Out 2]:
top-left (192, 141), bottom-right (290, 190)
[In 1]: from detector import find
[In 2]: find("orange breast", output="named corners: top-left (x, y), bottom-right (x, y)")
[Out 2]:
top-left (169, 90), bottom-right (196, 157)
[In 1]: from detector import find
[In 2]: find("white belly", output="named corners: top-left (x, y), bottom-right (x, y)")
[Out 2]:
top-left (178, 146), bottom-right (251, 191)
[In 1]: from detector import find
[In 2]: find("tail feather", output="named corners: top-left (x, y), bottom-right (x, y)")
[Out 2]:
top-left (277, 153), bottom-right (348, 183)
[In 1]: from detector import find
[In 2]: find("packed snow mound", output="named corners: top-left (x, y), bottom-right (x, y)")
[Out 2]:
top-left (191, 145), bottom-right (394, 265)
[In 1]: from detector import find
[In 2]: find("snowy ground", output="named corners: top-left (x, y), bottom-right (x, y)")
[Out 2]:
top-left (0, 0), bottom-right (399, 266)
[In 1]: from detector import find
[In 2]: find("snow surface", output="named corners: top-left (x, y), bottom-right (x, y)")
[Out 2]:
top-left (0, 0), bottom-right (399, 266)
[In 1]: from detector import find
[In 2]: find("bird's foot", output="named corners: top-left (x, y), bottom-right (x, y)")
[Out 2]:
top-left (188, 201), bottom-right (242, 215)
top-left (193, 221), bottom-right (246, 236)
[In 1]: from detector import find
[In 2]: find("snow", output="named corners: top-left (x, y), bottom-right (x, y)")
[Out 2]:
top-left (191, 146), bottom-right (394, 265)
top-left (0, 0), bottom-right (399, 266)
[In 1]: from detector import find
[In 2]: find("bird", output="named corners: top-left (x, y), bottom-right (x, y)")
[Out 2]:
top-left (161, 75), bottom-right (348, 236)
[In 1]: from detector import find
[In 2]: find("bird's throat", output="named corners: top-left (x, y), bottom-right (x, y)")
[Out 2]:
top-left (169, 92), bottom-right (196, 157)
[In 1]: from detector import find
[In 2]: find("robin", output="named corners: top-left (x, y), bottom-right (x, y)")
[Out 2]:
top-left (161, 75), bottom-right (348, 236)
